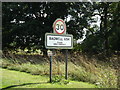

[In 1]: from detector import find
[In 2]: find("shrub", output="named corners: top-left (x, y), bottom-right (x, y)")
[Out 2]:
top-left (52, 75), bottom-right (70, 85)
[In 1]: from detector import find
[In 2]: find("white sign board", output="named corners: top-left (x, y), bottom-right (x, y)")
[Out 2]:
top-left (53, 18), bottom-right (66, 34)
top-left (47, 50), bottom-right (53, 56)
top-left (45, 33), bottom-right (73, 49)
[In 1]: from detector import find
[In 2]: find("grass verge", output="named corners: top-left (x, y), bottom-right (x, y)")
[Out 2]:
top-left (0, 53), bottom-right (118, 88)
top-left (1, 68), bottom-right (97, 88)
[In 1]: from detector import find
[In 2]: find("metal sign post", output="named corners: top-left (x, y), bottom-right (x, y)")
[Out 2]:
top-left (47, 50), bottom-right (53, 82)
top-left (50, 55), bottom-right (52, 82)
top-left (45, 18), bottom-right (73, 82)
top-left (65, 50), bottom-right (68, 80)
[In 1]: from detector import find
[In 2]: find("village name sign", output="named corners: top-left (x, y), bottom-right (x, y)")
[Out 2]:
top-left (45, 18), bottom-right (73, 82)
top-left (45, 18), bottom-right (73, 49)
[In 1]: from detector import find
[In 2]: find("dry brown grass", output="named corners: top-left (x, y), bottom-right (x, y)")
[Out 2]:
top-left (1, 51), bottom-right (119, 88)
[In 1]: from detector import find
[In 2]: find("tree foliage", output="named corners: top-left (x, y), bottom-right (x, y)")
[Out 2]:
top-left (80, 2), bottom-right (120, 53)
top-left (2, 2), bottom-right (68, 51)
top-left (2, 2), bottom-right (95, 52)
top-left (2, 2), bottom-right (120, 54)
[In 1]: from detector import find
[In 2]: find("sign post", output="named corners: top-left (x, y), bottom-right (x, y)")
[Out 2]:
top-left (65, 50), bottom-right (68, 80)
top-left (50, 55), bottom-right (52, 82)
top-left (47, 50), bottom-right (53, 83)
top-left (45, 18), bottom-right (73, 82)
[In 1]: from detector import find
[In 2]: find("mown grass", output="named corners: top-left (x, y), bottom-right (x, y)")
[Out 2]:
top-left (1, 68), bottom-right (97, 88)
top-left (1, 51), bottom-right (119, 88)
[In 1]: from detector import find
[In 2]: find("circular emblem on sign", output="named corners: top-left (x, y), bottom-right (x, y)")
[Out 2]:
top-left (53, 18), bottom-right (66, 34)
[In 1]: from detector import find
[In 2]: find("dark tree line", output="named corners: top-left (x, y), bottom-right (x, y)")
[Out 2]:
top-left (81, 2), bottom-right (120, 53)
top-left (2, 2), bottom-right (120, 55)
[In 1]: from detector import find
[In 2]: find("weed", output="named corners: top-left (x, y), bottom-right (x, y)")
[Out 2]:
top-left (52, 75), bottom-right (70, 85)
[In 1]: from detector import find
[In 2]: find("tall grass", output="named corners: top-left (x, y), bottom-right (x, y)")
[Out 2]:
top-left (1, 51), bottom-right (119, 88)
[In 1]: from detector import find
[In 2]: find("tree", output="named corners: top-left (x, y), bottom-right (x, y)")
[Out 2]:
top-left (2, 2), bottom-right (68, 52)
top-left (80, 2), bottom-right (120, 53)
top-left (3, 2), bottom-right (96, 55)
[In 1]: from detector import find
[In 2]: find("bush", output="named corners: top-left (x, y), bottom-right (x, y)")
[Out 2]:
top-left (52, 75), bottom-right (70, 85)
